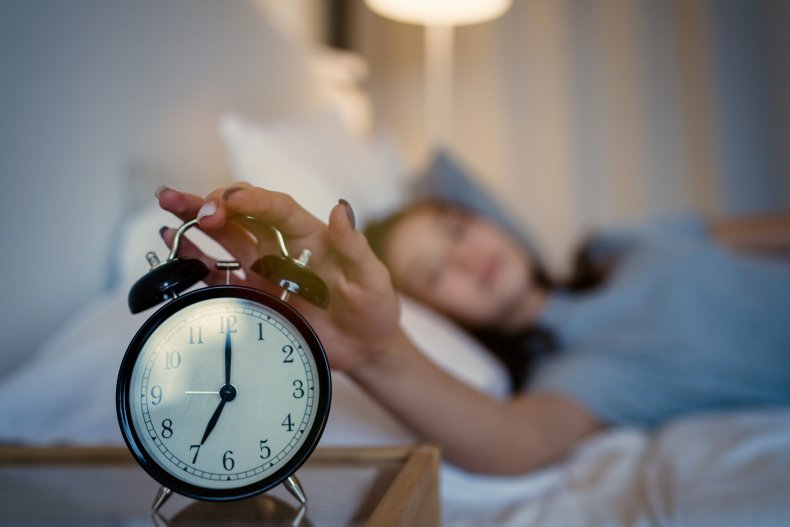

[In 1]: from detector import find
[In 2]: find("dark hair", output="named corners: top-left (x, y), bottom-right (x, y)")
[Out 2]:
top-left (470, 239), bottom-right (610, 391)
top-left (364, 201), bottom-right (611, 392)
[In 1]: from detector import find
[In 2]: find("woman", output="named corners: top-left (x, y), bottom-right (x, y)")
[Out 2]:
top-left (157, 184), bottom-right (790, 475)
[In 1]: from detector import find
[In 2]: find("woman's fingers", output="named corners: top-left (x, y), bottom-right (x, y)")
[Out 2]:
top-left (161, 227), bottom-right (270, 291)
top-left (158, 186), bottom-right (264, 267)
top-left (327, 201), bottom-right (391, 286)
top-left (199, 185), bottom-right (325, 241)
top-left (157, 187), bottom-right (206, 221)
top-left (159, 185), bottom-right (325, 257)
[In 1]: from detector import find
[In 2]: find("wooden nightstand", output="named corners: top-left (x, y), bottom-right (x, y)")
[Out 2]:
top-left (0, 444), bottom-right (441, 526)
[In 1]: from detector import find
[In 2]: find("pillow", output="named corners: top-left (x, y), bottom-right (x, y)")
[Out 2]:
top-left (413, 148), bottom-right (542, 258)
top-left (219, 111), bottom-right (408, 226)
top-left (312, 295), bottom-right (511, 447)
top-left (399, 296), bottom-right (509, 397)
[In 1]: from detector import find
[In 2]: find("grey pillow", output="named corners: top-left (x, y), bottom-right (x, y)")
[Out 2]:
top-left (412, 148), bottom-right (541, 257)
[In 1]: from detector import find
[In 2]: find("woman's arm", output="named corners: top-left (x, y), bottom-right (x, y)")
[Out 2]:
top-left (710, 213), bottom-right (790, 253)
top-left (158, 184), bottom-right (602, 475)
top-left (351, 330), bottom-right (603, 474)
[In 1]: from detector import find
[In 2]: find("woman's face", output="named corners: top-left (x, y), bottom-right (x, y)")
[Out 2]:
top-left (383, 205), bottom-right (539, 330)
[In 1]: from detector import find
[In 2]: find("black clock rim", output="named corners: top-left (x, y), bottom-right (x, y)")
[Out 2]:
top-left (116, 285), bottom-right (332, 502)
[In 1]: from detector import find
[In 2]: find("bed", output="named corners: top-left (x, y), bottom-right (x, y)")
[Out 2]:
top-left (2, 271), bottom-right (790, 527)
top-left (2, 113), bottom-right (790, 525)
top-left (2, 3), bottom-right (789, 525)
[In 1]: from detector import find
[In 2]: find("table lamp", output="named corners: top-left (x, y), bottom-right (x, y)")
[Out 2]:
top-left (364, 0), bottom-right (511, 145)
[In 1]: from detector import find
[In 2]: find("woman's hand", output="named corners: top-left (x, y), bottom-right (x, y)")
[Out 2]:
top-left (157, 184), bottom-right (402, 372)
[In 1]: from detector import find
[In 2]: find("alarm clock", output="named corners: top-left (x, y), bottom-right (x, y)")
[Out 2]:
top-left (117, 217), bottom-right (331, 512)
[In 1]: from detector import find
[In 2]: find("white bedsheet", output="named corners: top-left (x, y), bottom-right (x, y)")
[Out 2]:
top-left (443, 410), bottom-right (790, 526)
top-left (1, 290), bottom-right (789, 526)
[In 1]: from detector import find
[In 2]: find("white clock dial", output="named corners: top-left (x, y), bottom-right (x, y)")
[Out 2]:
top-left (126, 296), bottom-right (322, 490)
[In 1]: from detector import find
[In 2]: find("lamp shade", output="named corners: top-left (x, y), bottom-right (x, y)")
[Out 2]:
top-left (365, 0), bottom-right (511, 26)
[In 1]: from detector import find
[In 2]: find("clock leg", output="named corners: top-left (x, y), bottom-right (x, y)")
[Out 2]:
top-left (150, 510), bottom-right (168, 527)
top-left (284, 474), bottom-right (307, 505)
top-left (151, 485), bottom-right (173, 512)
top-left (292, 502), bottom-right (308, 527)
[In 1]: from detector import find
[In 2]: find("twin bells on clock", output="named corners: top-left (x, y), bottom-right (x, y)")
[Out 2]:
top-left (128, 215), bottom-right (329, 313)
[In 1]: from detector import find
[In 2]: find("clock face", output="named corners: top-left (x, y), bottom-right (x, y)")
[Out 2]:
top-left (117, 286), bottom-right (331, 501)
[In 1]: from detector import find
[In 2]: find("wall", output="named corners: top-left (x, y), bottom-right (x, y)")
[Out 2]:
top-left (0, 0), bottom-right (320, 377)
top-left (349, 0), bottom-right (790, 270)
top-left (710, 0), bottom-right (790, 212)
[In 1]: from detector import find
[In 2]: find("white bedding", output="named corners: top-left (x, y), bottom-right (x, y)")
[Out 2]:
top-left (444, 410), bottom-right (790, 527)
top-left (1, 285), bottom-right (789, 526)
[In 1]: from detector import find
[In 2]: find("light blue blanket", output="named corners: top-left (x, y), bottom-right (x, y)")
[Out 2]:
top-left (533, 216), bottom-right (790, 426)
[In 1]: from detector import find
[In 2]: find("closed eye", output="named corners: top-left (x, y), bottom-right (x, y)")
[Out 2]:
top-left (443, 215), bottom-right (468, 241)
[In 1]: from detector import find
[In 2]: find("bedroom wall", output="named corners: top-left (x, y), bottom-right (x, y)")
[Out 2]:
top-left (0, 0), bottom-right (323, 378)
top-left (349, 0), bottom-right (790, 270)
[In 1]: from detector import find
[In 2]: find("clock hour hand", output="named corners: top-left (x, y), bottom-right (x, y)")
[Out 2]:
top-left (200, 382), bottom-right (238, 444)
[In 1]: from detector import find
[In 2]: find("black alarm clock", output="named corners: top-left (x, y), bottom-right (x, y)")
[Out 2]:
top-left (117, 217), bottom-right (331, 511)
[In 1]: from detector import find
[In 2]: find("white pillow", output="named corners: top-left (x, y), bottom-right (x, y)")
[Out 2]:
top-left (320, 296), bottom-right (510, 446)
top-left (219, 110), bottom-right (408, 225)
top-left (399, 296), bottom-right (509, 398)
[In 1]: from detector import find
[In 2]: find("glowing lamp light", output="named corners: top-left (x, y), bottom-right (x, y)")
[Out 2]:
top-left (365, 0), bottom-right (512, 26)
top-left (364, 0), bottom-right (512, 146)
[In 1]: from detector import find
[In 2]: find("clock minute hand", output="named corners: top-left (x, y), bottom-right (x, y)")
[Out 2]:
top-left (225, 329), bottom-right (232, 386)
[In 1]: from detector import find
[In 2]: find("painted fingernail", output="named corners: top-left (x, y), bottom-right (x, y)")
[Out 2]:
top-left (222, 186), bottom-right (245, 201)
top-left (197, 200), bottom-right (218, 222)
top-left (155, 185), bottom-right (170, 199)
top-left (158, 226), bottom-right (168, 238)
top-left (339, 199), bottom-right (356, 230)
